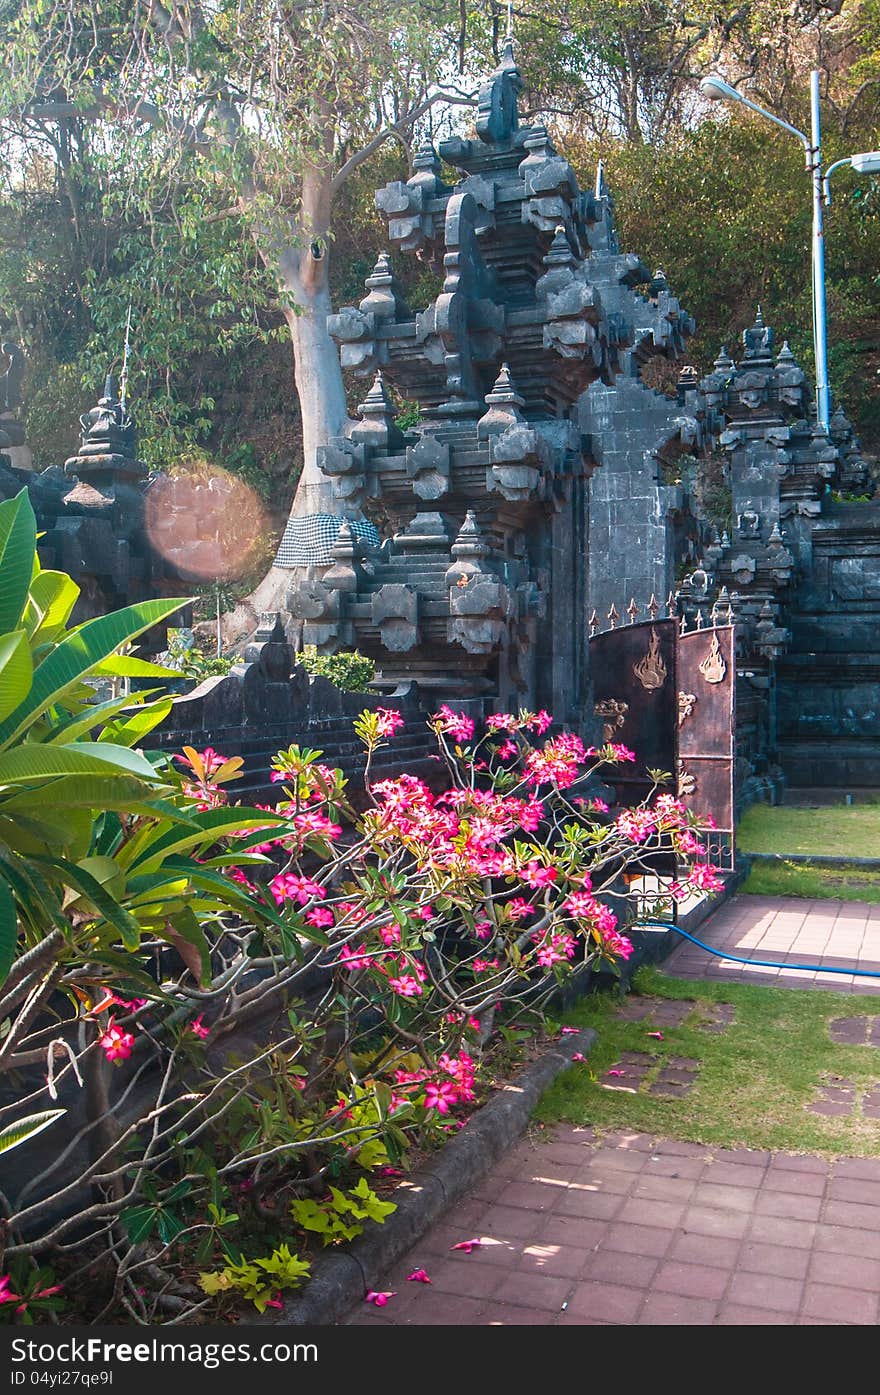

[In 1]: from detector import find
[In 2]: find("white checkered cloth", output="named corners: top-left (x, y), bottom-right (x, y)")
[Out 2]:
top-left (273, 514), bottom-right (381, 568)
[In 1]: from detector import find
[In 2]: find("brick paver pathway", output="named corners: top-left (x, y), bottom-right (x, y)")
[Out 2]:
top-left (664, 894), bottom-right (880, 993)
top-left (344, 896), bottom-right (880, 1326)
top-left (347, 1126), bottom-right (880, 1325)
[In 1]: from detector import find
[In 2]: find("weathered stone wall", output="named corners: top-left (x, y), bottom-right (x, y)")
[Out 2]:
top-left (152, 614), bottom-right (437, 802)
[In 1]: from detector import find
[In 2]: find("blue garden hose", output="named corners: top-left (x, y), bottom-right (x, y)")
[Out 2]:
top-left (636, 921), bottom-right (880, 980)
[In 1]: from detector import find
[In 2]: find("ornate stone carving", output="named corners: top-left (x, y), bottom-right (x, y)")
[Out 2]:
top-left (698, 632), bottom-right (727, 684)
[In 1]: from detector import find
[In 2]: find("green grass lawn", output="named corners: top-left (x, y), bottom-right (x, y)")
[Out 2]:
top-left (736, 802), bottom-right (880, 900)
top-left (539, 966), bottom-right (880, 1156)
top-left (738, 802), bottom-right (880, 859)
top-left (741, 859), bottom-right (880, 902)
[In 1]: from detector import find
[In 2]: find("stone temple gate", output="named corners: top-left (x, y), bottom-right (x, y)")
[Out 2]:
top-left (277, 40), bottom-right (693, 732)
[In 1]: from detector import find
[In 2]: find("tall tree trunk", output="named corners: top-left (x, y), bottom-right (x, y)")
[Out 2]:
top-left (224, 167), bottom-right (354, 638)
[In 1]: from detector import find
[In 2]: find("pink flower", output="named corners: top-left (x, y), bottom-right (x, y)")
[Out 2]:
top-left (270, 872), bottom-right (327, 906)
top-left (521, 860), bottom-right (558, 889)
top-left (589, 797), bottom-right (609, 813)
top-left (413, 904), bottom-right (435, 921)
top-left (407, 1269), bottom-right (431, 1284)
top-left (365, 1291), bottom-right (395, 1306)
top-left (378, 924), bottom-right (402, 946)
top-left (289, 1076), bottom-right (307, 1091)
top-left (306, 907), bottom-right (335, 927)
top-left (533, 931), bottom-right (576, 967)
top-left (560, 1026), bottom-right (580, 1036)
top-left (227, 866), bottom-right (258, 893)
top-left (474, 919), bottom-right (493, 941)
top-left (189, 1015), bottom-right (210, 1040)
top-left (376, 707), bottom-right (405, 737)
top-left (486, 712), bottom-right (517, 732)
top-left (688, 863), bottom-right (724, 893)
top-left (496, 740), bottom-right (519, 760)
top-left (424, 1081), bottom-right (459, 1114)
top-left (388, 974), bottom-right (423, 998)
top-left (647, 1031), bottom-right (664, 1040)
top-left (450, 1238), bottom-right (481, 1253)
top-left (99, 1019), bottom-right (135, 1063)
top-left (602, 931), bottom-right (633, 959)
top-left (378, 1166), bottom-right (404, 1177)
top-left (616, 809), bottom-right (658, 843)
top-left (263, 1294), bottom-right (283, 1311)
top-left (505, 897), bottom-right (534, 921)
top-left (571, 1052), bottom-right (586, 1061)
top-left (606, 1069), bottom-right (626, 1077)
top-left (0, 1275), bottom-right (19, 1305)
top-left (339, 944), bottom-right (373, 971)
top-left (432, 705), bottom-right (475, 743)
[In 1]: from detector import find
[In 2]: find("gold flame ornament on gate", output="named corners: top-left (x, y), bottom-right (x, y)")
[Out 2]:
top-left (633, 626), bottom-right (668, 691)
top-left (698, 631), bottom-right (727, 685)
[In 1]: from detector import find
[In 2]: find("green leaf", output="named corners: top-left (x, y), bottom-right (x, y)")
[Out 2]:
top-left (25, 569), bottom-right (80, 641)
top-left (33, 855), bottom-right (142, 949)
top-left (121, 1206), bottom-right (158, 1244)
top-left (0, 880), bottom-right (18, 988)
top-left (0, 741), bottom-right (159, 787)
top-left (0, 631), bottom-right (32, 724)
top-left (0, 492), bottom-right (37, 633)
top-left (0, 597), bottom-right (189, 752)
top-left (0, 1108), bottom-right (65, 1155)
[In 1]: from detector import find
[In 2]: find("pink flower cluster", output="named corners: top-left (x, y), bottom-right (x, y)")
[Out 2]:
top-left (376, 707), bottom-right (405, 737)
top-left (431, 705), bottom-right (475, 743)
top-left (99, 1019), bottom-right (135, 1063)
top-left (270, 873), bottom-right (326, 906)
top-left (523, 732), bottom-right (587, 789)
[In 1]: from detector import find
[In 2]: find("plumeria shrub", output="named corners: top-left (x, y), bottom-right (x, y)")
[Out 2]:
top-left (0, 501), bottom-right (721, 1322)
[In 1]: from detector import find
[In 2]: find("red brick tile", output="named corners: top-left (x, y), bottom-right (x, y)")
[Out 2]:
top-left (553, 1187), bottom-right (627, 1220)
top-left (641, 1154), bottom-right (706, 1179)
top-left (590, 1147), bottom-right (650, 1173)
top-left (768, 1153), bottom-right (830, 1176)
top-left (495, 1180), bottom-right (561, 1212)
top-left (762, 1169), bottom-right (826, 1196)
top-left (739, 1242), bottom-right (810, 1280)
top-left (518, 1243), bottom-right (593, 1280)
top-left (715, 1305), bottom-right (795, 1325)
top-left (753, 1190), bottom-right (823, 1222)
top-left (813, 1224), bottom-right (880, 1259)
top-left (680, 1206), bottom-right (752, 1240)
top-left (693, 1182), bottom-right (759, 1213)
top-left (654, 1260), bottom-right (730, 1301)
top-left (726, 1271), bottom-right (804, 1314)
top-left (484, 1304), bottom-right (559, 1325)
top-left (832, 1157), bottom-right (880, 1181)
top-left (615, 1198), bottom-right (686, 1229)
top-left (701, 1161), bottom-right (765, 1188)
top-left (808, 1250), bottom-right (880, 1290)
top-left (479, 1204), bottom-right (545, 1240)
top-left (745, 1215), bottom-right (817, 1249)
top-left (637, 1292), bottom-right (718, 1325)
top-left (827, 1176), bottom-right (880, 1207)
top-left (632, 1175), bottom-right (697, 1203)
top-left (583, 1249), bottom-right (659, 1289)
top-left (603, 1221), bottom-right (675, 1258)
top-left (565, 1281), bottom-right (644, 1324)
top-left (650, 1139), bottom-right (712, 1159)
top-left (494, 1271), bottom-right (571, 1312)
top-left (540, 1216), bottom-right (608, 1250)
top-left (802, 1282), bottom-right (879, 1325)
top-left (824, 1199), bottom-right (880, 1231)
top-left (669, 1232), bottom-right (740, 1268)
top-left (427, 1259), bottom-right (509, 1300)
top-left (577, 1166), bottom-right (639, 1195)
top-left (396, 1294), bottom-right (488, 1325)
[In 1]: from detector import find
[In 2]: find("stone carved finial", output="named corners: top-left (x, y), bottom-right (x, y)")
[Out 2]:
top-left (475, 33), bottom-right (522, 144)
top-left (742, 307), bottom-right (774, 360)
top-left (713, 345), bottom-right (734, 373)
top-left (65, 371), bottom-right (141, 480)
top-left (351, 370), bottom-right (404, 455)
top-left (776, 339), bottom-right (796, 365)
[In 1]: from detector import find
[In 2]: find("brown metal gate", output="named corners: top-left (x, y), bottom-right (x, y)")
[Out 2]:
top-left (589, 611), bottom-right (736, 871)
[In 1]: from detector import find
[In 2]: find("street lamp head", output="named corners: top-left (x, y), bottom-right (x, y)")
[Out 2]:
top-left (850, 151), bottom-right (880, 175)
top-left (700, 75), bottom-right (739, 102)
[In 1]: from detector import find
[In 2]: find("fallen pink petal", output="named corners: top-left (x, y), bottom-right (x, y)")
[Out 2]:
top-left (450, 1238), bottom-right (482, 1253)
top-left (560, 1026), bottom-right (580, 1036)
top-left (406, 1268), bottom-right (432, 1283)
top-left (647, 1031), bottom-right (664, 1040)
top-left (365, 1291), bottom-right (395, 1306)
top-left (571, 1052), bottom-right (586, 1061)
top-left (606, 1068), bottom-right (626, 1077)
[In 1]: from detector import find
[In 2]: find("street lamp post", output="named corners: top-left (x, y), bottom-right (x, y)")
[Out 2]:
top-left (700, 71), bottom-right (880, 435)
